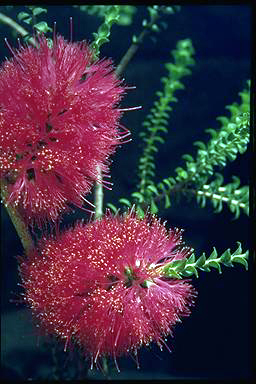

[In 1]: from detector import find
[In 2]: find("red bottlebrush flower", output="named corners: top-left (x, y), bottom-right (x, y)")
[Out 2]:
top-left (19, 211), bottom-right (196, 370)
top-left (0, 34), bottom-right (129, 224)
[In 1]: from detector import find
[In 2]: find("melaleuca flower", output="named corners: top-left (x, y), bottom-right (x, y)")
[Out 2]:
top-left (0, 34), bottom-right (129, 224)
top-left (19, 211), bottom-right (196, 370)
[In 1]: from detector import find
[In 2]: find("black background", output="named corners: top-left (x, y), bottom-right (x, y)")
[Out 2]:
top-left (0, 4), bottom-right (253, 380)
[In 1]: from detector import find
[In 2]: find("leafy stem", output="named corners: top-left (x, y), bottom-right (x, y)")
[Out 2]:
top-left (195, 174), bottom-right (249, 217)
top-left (90, 5), bottom-right (120, 59)
top-left (139, 83), bottom-right (250, 214)
top-left (116, 6), bottom-right (180, 76)
top-left (0, 181), bottom-right (33, 253)
top-left (137, 39), bottom-right (195, 198)
top-left (161, 242), bottom-right (248, 279)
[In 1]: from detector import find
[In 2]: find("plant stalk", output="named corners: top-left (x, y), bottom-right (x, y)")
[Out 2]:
top-left (115, 11), bottom-right (160, 77)
top-left (94, 165), bottom-right (103, 219)
top-left (1, 181), bottom-right (33, 253)
top-left (0, 12), bottom-right (37, 47)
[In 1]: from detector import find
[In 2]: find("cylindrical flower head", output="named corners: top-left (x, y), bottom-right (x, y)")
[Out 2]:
top-left (19, 212), bottom-right (196, 369)
top-left (0, 35), bottom-right (128, 224)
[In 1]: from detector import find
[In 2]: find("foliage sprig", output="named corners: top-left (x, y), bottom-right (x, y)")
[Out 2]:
top-left (17, 6), bottom-right (52, 37)
top-left (137, 39), bottom-right (195, 200)
top-left (162, 242), bottom-right (248, 279)
top-left (89, 6), bottom-right (120, 58)
top-left (74, 5), bottom-right (137, 26)
top-left (107, 81), bottom-right (250, 217)
top-left (144, 82), bottom-right (250, 212)
top-left (196, 174), bottom-right (249, 218)
top-left (174, 82), bottom-right (250, 185)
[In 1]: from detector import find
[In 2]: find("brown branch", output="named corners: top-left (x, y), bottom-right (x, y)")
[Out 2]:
top-left (115, 11), bottom-right (160, 77)
top-left (115, 29), bottom-right (148, 77)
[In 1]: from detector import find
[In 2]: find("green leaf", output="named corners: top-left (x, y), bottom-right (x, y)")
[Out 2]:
top-left (92, 37), bottom-right (109, 46)
top-left (244, 205), bottom-right (249, 216)
top-left (148, 6), bottom-right (158, 18)
top-left (231, 256), bottom-right (248, 270)
top-left (184, 265), bottom-right (199, 278)
top-left (150, 199), bottom-right (158, 214)
top-left (22, 17), bottom-right (33, 25)
top-left (34, 21), bottom-right (52, 33)
top-left (233, 241), bottom-right (242, 255)
top-left (147, 185), bottom-right (159, 195)
top-left (165, 269), bottom-right (181, 279)
top-left (187, 253), bottom-right (195, 263)
top-left (142, 19), bottom-right (148, 27)
top-left (195, 254), bottom-right (206, 268)
top-left (164, 194), bottom-right (171, 208)
top-left (151, 24), bottom-right (160, 33)
top-left (201, 265), bottom-right (211, 272)
top-left (119, 198), bottom-right (131, 207)
top-left (208, 247), bottom-right (218, 260)
top-left (132, 35), bottom-right (138, 44)
top-left (135, 206), bottom-right (145, 219)
top-left (32, 7), bottom-right (47, 16)
top-left (205, 128), bottom-right (218, 139)
top-left (156, 126), bottom-right (168, 133)
top-left (98, 23), bottom-right (110, 36)
top-left (146, 169), bottom-right (155, 177)
top-left (17, 12), bottom-right (30, 21)
top-left (172, 258), bottom-right (187, 271)
top-left (220, 249), bottom-right (232, 265)
top-left (106, 5), bottom-right (120, 20)
top-left (206, 260), bottom-right (222, 273)
top-left (162, 179), bottom-right (172, 188)
top-left (131, 192), bottom-right (144, 203)
top-left (182, 154), bottom-right (194, 162)
top-left (149, 145), bottom-right (158, 153)
top-left (157, 182), bottom-right (165, 191)
top-left (106, 203), bottom-right (117, 213)
top-left (175, 167), bottom-right (188, 179)
top-left (153, 136), bottom-right (165, 144)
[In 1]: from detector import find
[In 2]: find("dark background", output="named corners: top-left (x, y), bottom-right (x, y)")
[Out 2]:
top-left (0, 5), bottom-right (253, 380)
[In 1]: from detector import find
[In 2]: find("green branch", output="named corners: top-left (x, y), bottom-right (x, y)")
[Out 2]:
top-left (74, 5), bottom-right (137, 26)
top-left (144, 82), bottom-right (250, 212)
top-left (174, 82), bottom-right (250, 185)
top-left (195, 174), bottom-right (249, 218)
top-left (90, 5), bottom-right (120, 59)
top-left (0, 11), bottom-right (37, 46)
top-left (162, 242), bottom-right (248, 279)
top-left (137, 39), bottom-right (195, 198)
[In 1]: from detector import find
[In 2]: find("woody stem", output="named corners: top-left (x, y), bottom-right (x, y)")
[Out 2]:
top-left (94, 165), bottom-right (103, 219)
top-left (115, 11), bottom-right (160, 77)
top-left (1, 181), bottom-right (33, 253)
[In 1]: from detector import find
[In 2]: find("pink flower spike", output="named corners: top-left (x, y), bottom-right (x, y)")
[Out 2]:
top-left (0, 34), bottom-right (130, 225)
top-left (19, 211), bottom-right (196, 369)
